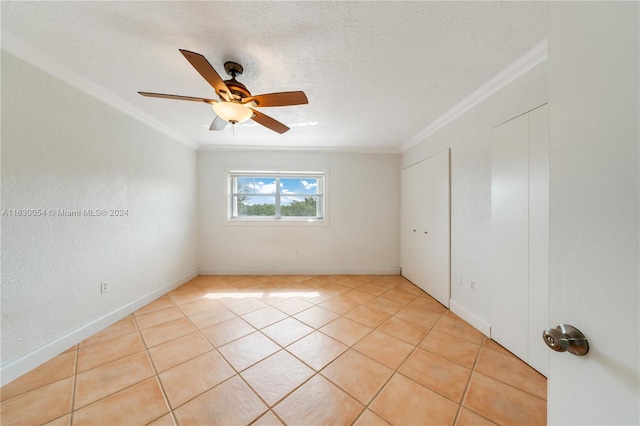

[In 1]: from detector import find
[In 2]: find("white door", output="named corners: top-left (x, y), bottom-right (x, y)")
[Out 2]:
top-left (491, 104), bottom-right (549, 375)
top-left (417, 157), bottom-right (434, 296)
top-left (527, 105), bottom-right (550, 375)
top-left (401, 164), bottom-right (420, 284)
top-left (401, 149), bottom-right (451, 308)
top-left (428, 149), bottom-right (451, 307)
top-left (491, 113), bottom-right (530, 362)
top-left (548, 2), bottom-right (639, 424)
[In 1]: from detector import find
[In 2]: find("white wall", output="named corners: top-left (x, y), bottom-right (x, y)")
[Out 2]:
top-left (1, 52), bottom-right (198, 383)
top-left (198, 150), bottom-right (400, 274)
top-left (548, 3), bottom-right (639, 424)
top-left (401, 61), bottom-right (547, 331)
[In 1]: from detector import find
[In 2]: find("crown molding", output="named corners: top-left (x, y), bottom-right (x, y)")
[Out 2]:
top-left (1, 31), bottom-right (199, 150)
top-left (400, 38), bottom-right (548, 153)
top-left (197, 143), bottom-right (400, 154)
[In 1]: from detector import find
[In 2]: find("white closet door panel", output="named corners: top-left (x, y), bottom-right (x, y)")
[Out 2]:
top-left (401, 165), bottom-right (420, 284)
top-left (418, 158), bottom-right (434, 295)
top-left (402, 149), bottom-right (451, 307)
top-left (430, 149), bottom-right (451, 307)
top-left (491, 113), bottom-right (529, 361)
top-left (527, 104), bottom-right (549, 376)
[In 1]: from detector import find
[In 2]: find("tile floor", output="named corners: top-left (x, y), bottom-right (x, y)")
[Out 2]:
top-left (0, 275), bottom-right (547, 425)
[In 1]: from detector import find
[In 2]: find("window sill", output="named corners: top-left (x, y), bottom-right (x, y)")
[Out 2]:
top-left (223, 217), bottom-right (328, 226)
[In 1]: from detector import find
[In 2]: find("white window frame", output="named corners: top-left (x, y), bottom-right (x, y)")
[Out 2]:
top-left (224, 168), bottom-right (329, 226)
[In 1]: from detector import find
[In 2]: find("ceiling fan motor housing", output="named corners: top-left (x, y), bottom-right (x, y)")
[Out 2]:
top-left (223, 61), bottom-right (251, 100)
top-left (224, 79), bottom-right (251, 100)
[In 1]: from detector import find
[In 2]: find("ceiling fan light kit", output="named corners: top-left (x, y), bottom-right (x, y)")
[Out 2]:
top-left (138, 50), bottom-right (308, 134)
top-left (212, 102), bottom-right (253, 124)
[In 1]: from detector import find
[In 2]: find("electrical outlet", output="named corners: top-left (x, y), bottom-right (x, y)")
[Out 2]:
top-left (470, 280), bottom-right (476, 292)
top-left (101, 282), bottom-right (108, 294)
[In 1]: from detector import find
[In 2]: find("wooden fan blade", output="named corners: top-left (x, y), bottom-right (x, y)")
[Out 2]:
top-left (209, 116), bottom-right (228, 131)
top-left (250, 109), bottom-right (290, 134)
top-left (179, 49), bottom-right (231, 101)
top-left (138, 92), bottom-right (217, 104)
top-left (242, 91), bottom-right (308, 107)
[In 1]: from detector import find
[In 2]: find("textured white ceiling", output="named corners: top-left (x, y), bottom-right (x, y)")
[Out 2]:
top-left (1, 1), bottom-right (548, 152)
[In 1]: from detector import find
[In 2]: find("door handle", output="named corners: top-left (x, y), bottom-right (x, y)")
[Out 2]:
top-left (542, 324), bottom-right (589, 356)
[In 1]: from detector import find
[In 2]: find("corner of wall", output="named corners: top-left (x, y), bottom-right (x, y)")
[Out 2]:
top-left (0, 269), bottom-right (198, 386)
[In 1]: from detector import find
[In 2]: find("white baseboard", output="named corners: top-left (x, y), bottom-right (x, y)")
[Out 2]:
top-left (0, 269), bottom-right (198, 386)
top-left (449, 299), bottom-right (492, 337)
top-left (197, 267), bottom-right (401, 276)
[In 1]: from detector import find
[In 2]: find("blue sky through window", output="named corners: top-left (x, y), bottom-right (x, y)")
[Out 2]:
top-left (237, 177), bottom-right (319, 206)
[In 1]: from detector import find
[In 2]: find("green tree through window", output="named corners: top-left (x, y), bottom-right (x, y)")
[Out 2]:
top-left (228, 172), bottom-right (324, 221)
top-left (281, 197), bottom-right (317, 216)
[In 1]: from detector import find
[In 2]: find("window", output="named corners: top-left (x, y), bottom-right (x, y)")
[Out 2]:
top-left (227, 170), bottom-right (326, 222)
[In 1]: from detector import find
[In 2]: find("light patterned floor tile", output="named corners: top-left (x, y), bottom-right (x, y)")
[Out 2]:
top-left (261, 317), bottom-right (314, 347)
top-left (370, 373), bottom-right (459, 425)
top-left (474, 347), bottom-right (547, 400)
top-left (434, 311), bottom-right (485, 344)
top-left (218, 331), bottom-right (281, 371)
top-left (74, 351), bottom-right (155, 409)
top-left (188, 304), bottom-right (237, 329)
top-left (420, 329), bottom-right (481, 369)
top-left (365, 296), bottom-right (405, 315)
top-left (173, 375), bottom-right (267, 425)
top-left (242, 306), bottom-right (289, 329)
top-left (79, 316), bottom-right (137, 347)
top-left (241, 350), bottom-right (314, 406)
top-left (0, 378), bottom-right (73, 425)
top-left (293, 305), bottom-right (340, 329)
top-left (377, 316), bottom-right (429, 345)
top-left (353, 331), bottom-right (414, 370)
top-left (399, 348), bottom-right (472, 402)
top-left (159, 350), bottom-right (235, 409)
top-left (463, 372), bottom-right (546, 425)
top-left (287, 331), bottom-right (349, 371)
top-left (253, 410), bottom-right (284, 426)
top-left (321, 349), bottom-right (393, 405)
top-left (140, 317), bottom-right (198, 348)
top-left (319, 317), bottom-right (372, 346)
top-left (148, 332), bottom-right (213, 373)
top-left (455, 407), bottom-right (498, 425)
top-left (273, 375), bottom-right (363, 425)
top-left (200, 317), bottom-right (256, 347)
top-left (1, 275), bottom-right (546, 425)
top-left (395, 304), bottom-right (443, 328)
top-left (77, 331), bottom-right (145, 373)
top-left (135, 306), bottom-right (185, 329)
top-left (133, 296), bottom-right (175, 316)
top-left (0, 351), bottom-right (75, 401)
top-left (354, 409), bottom-right (391, 426)
top-left (343, 305), bottom-right (390, 328)
top-left (226, 298), bottom-right (270, 316)
top-left (73, 378), bottom-right (169, 426)
top-left (272, 297), bottom-right (315, 315)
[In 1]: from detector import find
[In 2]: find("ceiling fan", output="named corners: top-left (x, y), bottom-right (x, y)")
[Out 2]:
top-left (139, 49), bottom-right (308, 134)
